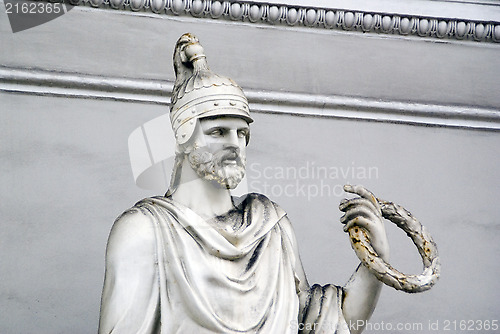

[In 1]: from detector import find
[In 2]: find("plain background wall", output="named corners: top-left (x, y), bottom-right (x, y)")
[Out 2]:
top-left (1, 2), bottom-right (500, 333)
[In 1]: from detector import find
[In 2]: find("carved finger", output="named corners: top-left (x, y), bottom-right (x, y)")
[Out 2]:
top-left (342, 216), bottom-right (375, 233)
top-left (340, 206), bottom-right (379, 225)
top-left (343, 184), bottom-right (381, 215)
top-left (339, 197), bottom-right (379, 215)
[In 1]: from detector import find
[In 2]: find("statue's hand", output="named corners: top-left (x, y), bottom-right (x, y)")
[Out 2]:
top-left (339, 184), bottom-right (390, 261)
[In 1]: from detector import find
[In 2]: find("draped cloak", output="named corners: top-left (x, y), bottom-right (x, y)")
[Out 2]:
top-left (99, 193), bottom-right (349, 334)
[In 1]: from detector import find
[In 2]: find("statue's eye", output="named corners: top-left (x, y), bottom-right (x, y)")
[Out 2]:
top-left (237, 130), bottom-right (248, 138)
top-left (209, 129), bottom-right (224, 137)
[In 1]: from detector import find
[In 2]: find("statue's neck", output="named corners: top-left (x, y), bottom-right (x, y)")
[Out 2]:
top-left (171, 159), bottom-right (235, 220)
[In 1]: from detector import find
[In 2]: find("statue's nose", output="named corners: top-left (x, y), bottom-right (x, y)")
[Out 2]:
top-left (222, 144), bottom-right (240, 156)
top-left (223, 130), bottom-right (241, 148)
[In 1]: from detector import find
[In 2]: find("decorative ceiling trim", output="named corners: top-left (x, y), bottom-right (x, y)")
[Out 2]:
top-left (2, 66), bottom-right (499, 131)
top-left (66, 0), bottom-right (500, 43)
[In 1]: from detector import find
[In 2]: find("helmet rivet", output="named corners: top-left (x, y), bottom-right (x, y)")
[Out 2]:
top-left (230, 101), bottom-right (236, 106)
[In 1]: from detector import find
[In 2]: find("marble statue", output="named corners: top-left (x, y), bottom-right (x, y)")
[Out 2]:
top-left (98, 33), bottom-right (440, 334)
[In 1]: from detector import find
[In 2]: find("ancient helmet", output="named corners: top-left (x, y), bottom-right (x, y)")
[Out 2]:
top-left (170, 33), bottom-right (253, 145)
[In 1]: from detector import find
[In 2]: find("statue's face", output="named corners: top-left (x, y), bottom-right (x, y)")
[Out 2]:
top-left (187, 117), bottom-right (249, 189)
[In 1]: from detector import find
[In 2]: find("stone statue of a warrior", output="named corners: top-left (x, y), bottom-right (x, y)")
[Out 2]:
top-left (98, 33), bottom-right (439, 334)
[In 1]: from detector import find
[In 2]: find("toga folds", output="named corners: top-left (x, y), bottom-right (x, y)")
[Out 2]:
top-left (99, 193), bottom-right (349, 334)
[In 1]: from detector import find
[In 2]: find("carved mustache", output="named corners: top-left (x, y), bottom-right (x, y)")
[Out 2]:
top-left (190, 147), bottom-right (245, 166)
top-left (219, 147), bottom-right (240, 161)
top-left (216, 149), bottom-right (245, 168)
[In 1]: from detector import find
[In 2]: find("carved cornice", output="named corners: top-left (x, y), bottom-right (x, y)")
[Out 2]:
top-left (66, 0), bottom-right (500, 43)
top-left (2, 66), bottom-right (499, 131)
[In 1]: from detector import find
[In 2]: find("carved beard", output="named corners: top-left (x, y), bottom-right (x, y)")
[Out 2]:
top-left (187, 147), bottom-right (246, 189)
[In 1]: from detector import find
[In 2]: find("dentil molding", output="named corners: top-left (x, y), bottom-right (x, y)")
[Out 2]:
top-left (65, 0), bottom-right (500, 43)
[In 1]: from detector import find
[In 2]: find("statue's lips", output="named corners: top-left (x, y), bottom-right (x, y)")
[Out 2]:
top-left (219, 150), bottom-right (240, 166)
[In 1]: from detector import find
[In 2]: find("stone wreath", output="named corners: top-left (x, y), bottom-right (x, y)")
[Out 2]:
top-left (348, 199), bottom-right (441, 293)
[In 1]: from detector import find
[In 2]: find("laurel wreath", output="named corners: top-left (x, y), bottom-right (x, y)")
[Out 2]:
top-left (348, 200), bottom-right (441, 293)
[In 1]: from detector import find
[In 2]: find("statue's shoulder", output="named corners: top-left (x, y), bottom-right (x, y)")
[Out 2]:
top-left (239, 193), bottom-right (298, 244)
top-left (236, 192), bottom-right (271, 207)
top-left (236, 192), bottom-right (288, 218)
top-left (106, 201), bottom-right (159, 261)
top-left (237, 192), bottom-right (272, 203)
